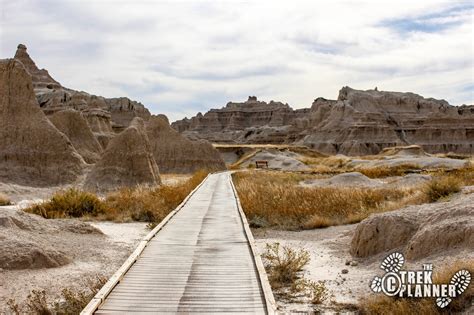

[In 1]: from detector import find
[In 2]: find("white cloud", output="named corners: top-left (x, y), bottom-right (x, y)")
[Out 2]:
top-left (0, 0), bottom-right (472, 121)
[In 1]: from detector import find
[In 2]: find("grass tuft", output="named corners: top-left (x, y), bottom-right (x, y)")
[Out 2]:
top-left (262, 243), bottom-right (329, 303)
top-left (425, 175), bottom-right (462, 202)
top-left (7, 276), bottom-right (106, 315)
top-left (262, 242), bottom-right (310, 290)
top-left (358, 163), bottom-right (420, 178)
top-left (0, 192), bottom-right (11, 206)
top-left (24, 188), bottom-right (108, 219)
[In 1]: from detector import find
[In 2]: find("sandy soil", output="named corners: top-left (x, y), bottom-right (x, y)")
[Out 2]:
top-left (0, 205), bottom-right (147, 314)
top-left (253, 207), bottom-right (473, 313)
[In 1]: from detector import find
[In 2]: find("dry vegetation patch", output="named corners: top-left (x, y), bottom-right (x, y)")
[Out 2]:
top-left (24, 189), bottom-right (108, 219)
top-left (24, 170), bottom-right (208, 225)
top-left (358, 163), bottom-right (420, 178)
top-left (360, 260), bottom-right (474, 315)
top-left (233, 171), bottom-right (422, 229)
top-left (262, 243), bottom-right (329, 304)
top-left (7, 276), bottom-right (106, 315)
top-left (0, 192), bottom-right (11, 206)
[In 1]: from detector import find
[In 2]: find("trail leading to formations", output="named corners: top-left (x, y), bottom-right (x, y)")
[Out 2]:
top-left (82, 172), bottom-right (275, 314)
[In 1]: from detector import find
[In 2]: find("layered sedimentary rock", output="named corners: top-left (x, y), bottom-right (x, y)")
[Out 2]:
top-left (82, 107), bottom-right (115, 149)
top-left (303, 87), bottom-right (474, 155)
top-left (173, 88), bottom-right (474, 155)
top-left (172, 96), bottom-right (309, 144)
top-left (13, 44), bottom-right (151, 132)
top-left (147, 115), bottom-right (226, 173)
top-left (49, 109), bottom-right (103, 163)
top-left (84, 118), bottom-right (161, 192)
top-left (13, 44), bottom-right (61, 90)
top-left (0, 59), bottom-right (85, 186)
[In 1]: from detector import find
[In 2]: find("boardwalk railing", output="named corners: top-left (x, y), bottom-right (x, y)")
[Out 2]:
top-left (81, 172), bottom-right (276, 314)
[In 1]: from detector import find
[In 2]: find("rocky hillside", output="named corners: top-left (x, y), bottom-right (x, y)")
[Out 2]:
top-left (14, 44), bottom-right (150, 132)
top-left (172, 88), bottom-right (474, 155)
top-left (0, 44), bottom-right (226, 189)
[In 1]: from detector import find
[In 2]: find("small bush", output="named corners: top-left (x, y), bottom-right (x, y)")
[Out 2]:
top-left (262, 243), bottom-right (329, 304)
top-left (24, 188), bottom-right (108, 219)
top-left (308, 280), bottom-right (329, 304)
top-left (425, 176), bottom-right (462, 202)
top-left (262, 243), bottom-right (310, 290)
top-left (0, 192), bottom-right (11, 206)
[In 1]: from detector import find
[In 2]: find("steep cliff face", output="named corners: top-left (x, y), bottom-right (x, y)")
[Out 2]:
top-left (172, 96), bottom-right (304, 144)
top-left (0, 59), bottom-right (85, 186)
top-left (303, 87), bottom-right (474, 155)
top-left (172, 87), bottom-right (474, 155)
top-left (13, 44), bottom-right (151, 133)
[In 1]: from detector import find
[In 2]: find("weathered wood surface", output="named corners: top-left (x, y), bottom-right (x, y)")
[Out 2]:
top-left (85, 172), bottom-right (275, 314)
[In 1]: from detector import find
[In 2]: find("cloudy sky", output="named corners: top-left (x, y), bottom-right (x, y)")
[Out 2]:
top-left (1, 0), bottom-right (473, 121)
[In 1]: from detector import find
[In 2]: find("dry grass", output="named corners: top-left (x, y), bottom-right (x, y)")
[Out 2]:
top-left (24, 170), bottom-right (208, 224)
top-left (425, 175), bottom-right (462, 202)
top-left (360, 259), bottom-right (474, 315)
top-left (24, 188), bottom-right (108, 219)
top-left (262, 243), bottom-right (329, 303)
top-left (262, 243), bottom-right (310, 290)
top-left (430, 163), bottom-right (474, 186)
top-left (103, 170), bottom-right (208, 225)
top-left (0, 192), bottom-right (11, 206)
top-left (7, 276), bottom-right (106, 315)
top-left (358, 163), bottom-right (421, 178)
top-left (299, 155), bottom-right (351, 173)
top-left (233, 171), bottom-right (421, 229)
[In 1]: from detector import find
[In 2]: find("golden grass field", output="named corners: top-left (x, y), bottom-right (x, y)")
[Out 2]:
top-left (232, 166), bottom-right (472, 230)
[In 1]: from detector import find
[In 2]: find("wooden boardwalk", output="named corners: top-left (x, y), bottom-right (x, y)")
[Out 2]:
top-left (82, 172), bottom-right (275, 314)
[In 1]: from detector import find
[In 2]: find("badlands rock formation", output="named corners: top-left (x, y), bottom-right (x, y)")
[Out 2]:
top-left (303, 87), bottom-right (474, 155)
top-left (84, 118), bottom-right (161, 192)
top-left (13, 44), bottom-right (151, 132)
top-left (0, 59), bottom-right (85, 186)
top-left (13, 44), bottom-right (61, 90)
top-left (173, 88), bottom-right (474, 155)
top-left (172, 96), bottom-right (309, 144)
top-left (147, 115), bottom-right (226, 173)
top-left (49, 109), bottom-right (103, 163)
top-left (350, 192), bottom-right (474, 260)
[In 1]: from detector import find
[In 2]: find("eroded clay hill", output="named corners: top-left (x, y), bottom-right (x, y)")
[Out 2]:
top-left (0, 59), bottom-right (85, 186)
top-left (84, 118), bottom-right (161, 192)
top-left (147, 115), bottom-right (226, 173)
top-left (172, 88), bottom-right (474, 155)
top-left (49, 109), bottom-right (103, 164)
top-left (13, 44), bottom-right (150, 132)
